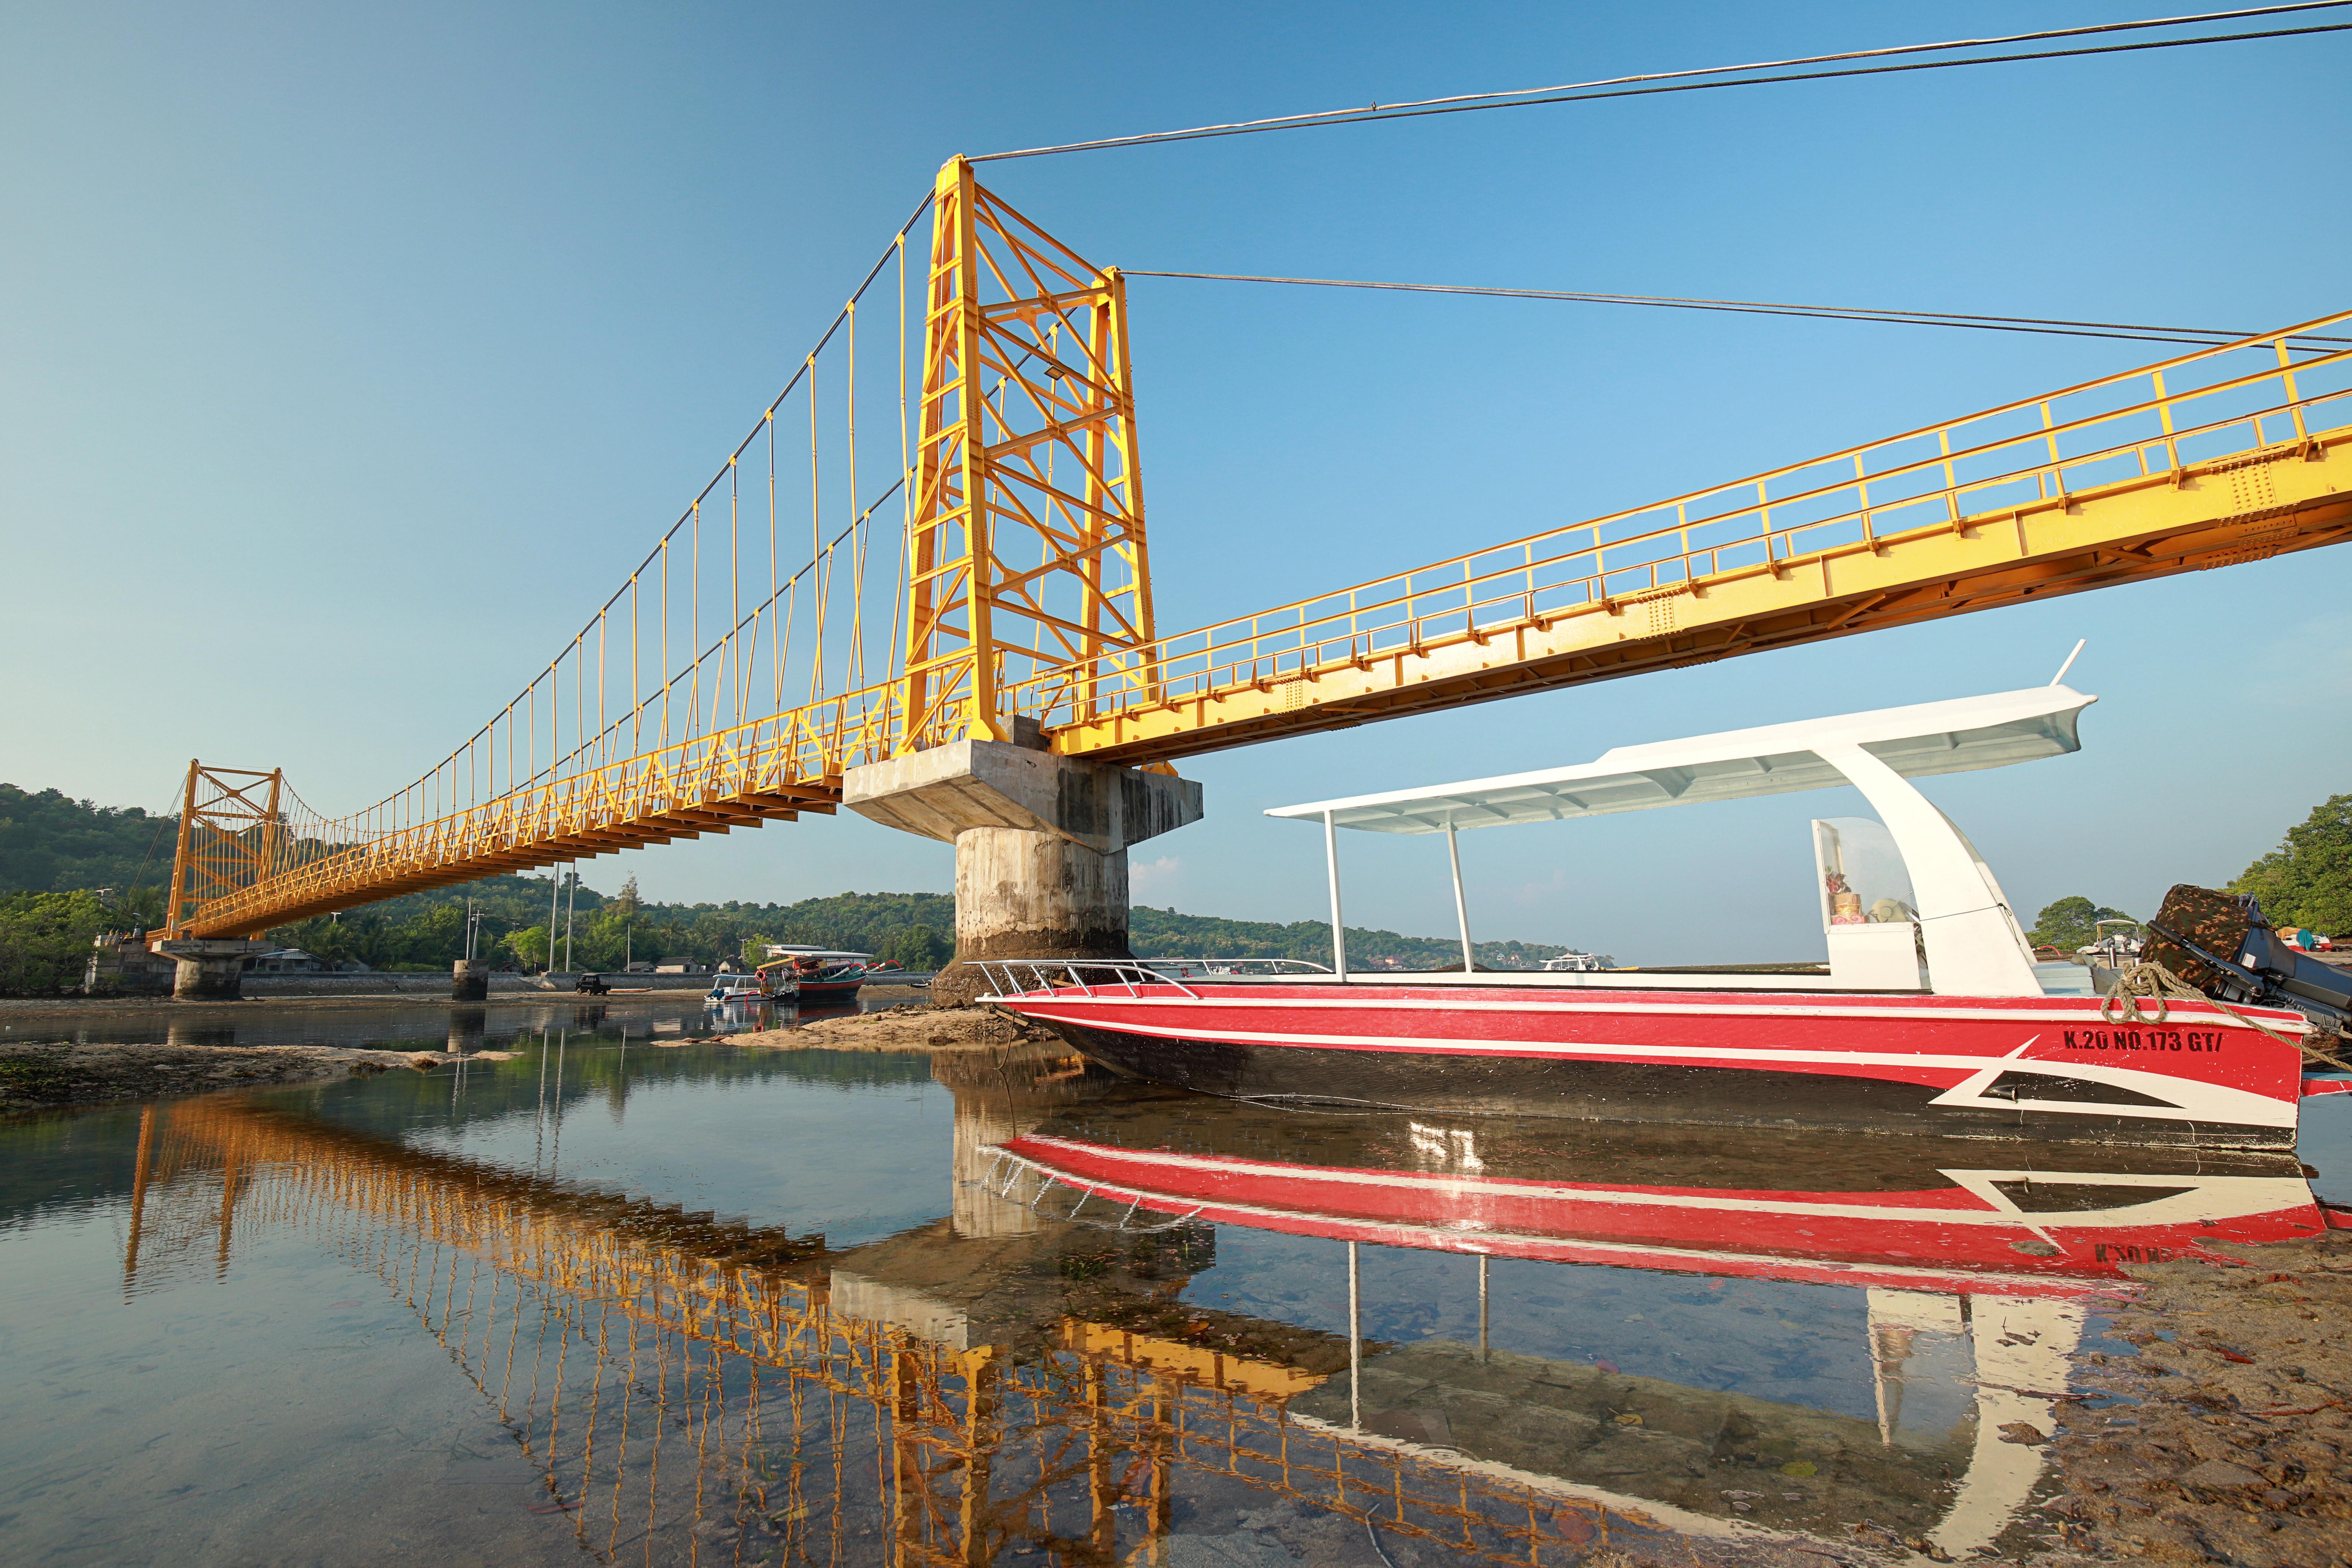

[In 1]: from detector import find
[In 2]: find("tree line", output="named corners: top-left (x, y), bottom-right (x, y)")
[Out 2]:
top-left (7, 778), bottom-right (2347, 994)
top-left (2026, 793), bottom-right (2352, 951)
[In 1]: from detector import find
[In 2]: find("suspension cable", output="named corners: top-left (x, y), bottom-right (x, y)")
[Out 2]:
top-left (973, 5), bottom-right (2352, 161)
top-left (1124, 271), bottom-right (2352, 349)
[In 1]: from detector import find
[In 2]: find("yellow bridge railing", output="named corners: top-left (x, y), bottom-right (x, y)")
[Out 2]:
top-left (162, 159), bottom-right (2352, 936)
top-left (1018, 311), bottom-right (2352, 760)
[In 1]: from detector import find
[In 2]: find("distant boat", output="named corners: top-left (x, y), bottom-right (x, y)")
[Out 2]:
top-left (758, 947), bottom-right (877, 1005)
top-left (705, 971), bottom-right (792, 1008)
top-left (1541, 950), bottom-right (1615, 972)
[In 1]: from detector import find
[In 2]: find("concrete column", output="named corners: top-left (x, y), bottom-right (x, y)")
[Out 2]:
top-left (452, 960), bottom-right (490, 1001)
top-left (932, 1040), bottom-right (1096, 1239)
top-left (151, 939), bottom-right (267, 1001)
top-left (447, 1006), bottom-right (487, 1054)
top-left (843, 738), bottom-right (1201, 1005)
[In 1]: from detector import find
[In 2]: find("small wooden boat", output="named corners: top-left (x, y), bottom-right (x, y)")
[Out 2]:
top-left (758, 948), bottom-right (874, 1005)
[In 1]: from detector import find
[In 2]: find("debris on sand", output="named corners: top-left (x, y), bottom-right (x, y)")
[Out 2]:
top-left (1, 1041), bottom-right (441, 1111)
top-left (2048, 1228), bottom-right (2352, 1566)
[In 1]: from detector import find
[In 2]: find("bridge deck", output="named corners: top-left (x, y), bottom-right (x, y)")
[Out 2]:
top-left (178, 317), bottom-right (2352, 937)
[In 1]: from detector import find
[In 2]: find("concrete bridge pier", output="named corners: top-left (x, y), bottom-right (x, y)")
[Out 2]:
top-left (151, 938), bottom-right (268, 1000)
top-left (844, 737), bottom-right (1201, 1006)
top-left (451, 960), bottom-right (490, 1002)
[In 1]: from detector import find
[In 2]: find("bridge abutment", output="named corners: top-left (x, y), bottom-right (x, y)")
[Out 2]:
top-left (152, 939), bottom-right (267, 1000)
top-left (843, 739), bottom-right (1200, 1006)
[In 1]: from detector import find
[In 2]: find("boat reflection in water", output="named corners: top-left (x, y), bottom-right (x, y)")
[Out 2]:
top-left (989, 1088), bottom-right (2331, 1559)
top-left (109, 1049), bottom-right (2331, 1565)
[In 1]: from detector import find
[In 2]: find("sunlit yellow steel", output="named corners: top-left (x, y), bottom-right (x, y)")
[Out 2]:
top-left (1022, 311), bottom-right (2352, 762)
top-left (901, 157), bottom-right (1156, 748)
top-left (163, 761), bottom-right (283, 936)
top-left (162, 175), bottom-right (2352, 940)
top-left (137, 1095), bottom-right (1639, 1567)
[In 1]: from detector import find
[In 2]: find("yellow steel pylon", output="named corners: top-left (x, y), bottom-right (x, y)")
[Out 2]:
top-left (164, 760), bottom-right (286, 937)
top-left (901, 157), bottom-right (1156, 750)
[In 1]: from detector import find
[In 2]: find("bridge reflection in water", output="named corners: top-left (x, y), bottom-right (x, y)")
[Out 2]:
top-left (116, 1048), bottom-right (2318, 1565)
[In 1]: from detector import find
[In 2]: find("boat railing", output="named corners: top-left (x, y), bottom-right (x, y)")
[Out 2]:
top-left (968, 1146), bottom-right (1205, 1234)
top-left (1140, 957), bottom-right (1335, 978)
top-left (971, 959), bottom-right (1203, 1001)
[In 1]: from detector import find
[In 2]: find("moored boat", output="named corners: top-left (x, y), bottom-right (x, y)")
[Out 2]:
top-left (983, 1090), bottom-right (2331, 1295)
top-left (706, 970), bottom-right (792, 1007)
top-left (759, 946), bottom-right (876, 1005)
top-left (979, 684), bottom-right (2345, 1149)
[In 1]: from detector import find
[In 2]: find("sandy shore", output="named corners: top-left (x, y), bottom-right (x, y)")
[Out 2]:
top-left (2043, 1229), bottom-right (2352, 1566)
top-left (0, 1041), bottom-right (446, 1111)
top-left (715, 1003), bottom-right (1059, 1054)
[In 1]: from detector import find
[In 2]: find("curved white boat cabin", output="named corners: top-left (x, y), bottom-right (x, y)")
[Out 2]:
top-left (979, 686), bottom-right (2321, 1148)
top-left (1274, 681), bottom-right (2087, 998)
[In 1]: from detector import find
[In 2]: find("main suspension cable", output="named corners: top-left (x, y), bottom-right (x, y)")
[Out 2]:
top-left (1125, 271), bottom-right (2352, 350)
top-left (973, 4), bottom-right (2352, 161)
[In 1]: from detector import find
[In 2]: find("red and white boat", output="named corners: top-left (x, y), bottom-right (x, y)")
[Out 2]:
top-left (979, 1096), bottom-right (2336, 1558)
top-left (978, 684), bottom-right (2334, 1149)
top-left (986, 1096), bottom-right (2331, 1298)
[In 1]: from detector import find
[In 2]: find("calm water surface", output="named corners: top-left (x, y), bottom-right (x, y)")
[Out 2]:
top-left (6, 993), bottom-right (2350, 1567)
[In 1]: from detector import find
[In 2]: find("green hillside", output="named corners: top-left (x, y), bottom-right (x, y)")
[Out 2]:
top-left (0, 785), bottom-right (177, 900)
top-left (1130, 905), bottom-right (1573, 970)
top-left (0, 782), bottom-right (1582, 991)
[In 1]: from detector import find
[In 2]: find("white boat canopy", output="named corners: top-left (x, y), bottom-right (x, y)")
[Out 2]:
top-left (1265, 686), bottom-right (2093, 834)
top-left (1265, 685), bottom-right (2096, 998)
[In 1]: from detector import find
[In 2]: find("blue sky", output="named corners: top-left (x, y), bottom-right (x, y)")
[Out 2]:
top-left (5, 1), bottom-right (2346, 960)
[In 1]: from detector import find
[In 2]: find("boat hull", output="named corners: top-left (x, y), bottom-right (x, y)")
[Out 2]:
top-left (994, 1112), bottom-right (2324, 1296)
top-left (999, 981), bottom-right (2310, 1148)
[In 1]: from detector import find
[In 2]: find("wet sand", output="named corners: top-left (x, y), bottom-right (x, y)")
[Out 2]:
top-left (0, 1041), bottom-right (444, 1110)
top-left (716, 1001), bottom-right (1057, 1054)
top-left (2048, 1229), bottom-right (2352, 1566)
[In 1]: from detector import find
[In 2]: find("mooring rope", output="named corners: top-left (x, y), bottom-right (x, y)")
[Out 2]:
top-left (2100, 959), bottom-right (2351, 1070)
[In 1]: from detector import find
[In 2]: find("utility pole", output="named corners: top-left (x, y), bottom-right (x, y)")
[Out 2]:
top-left (548, 870), bottom-right (561, 974)
top-left (564, 872), bottom-right (576, 973)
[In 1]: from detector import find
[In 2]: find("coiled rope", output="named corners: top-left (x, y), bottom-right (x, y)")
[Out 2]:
top-left (2100, 960), bottom-right (2351, 1070)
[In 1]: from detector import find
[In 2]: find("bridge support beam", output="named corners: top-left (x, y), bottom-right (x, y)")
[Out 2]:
top-left (152, 938), bottom-right (267, 1001)
top-left (843, 739), bottom-right (1200, 1005)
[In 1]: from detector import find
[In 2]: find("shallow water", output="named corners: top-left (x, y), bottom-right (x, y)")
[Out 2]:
top-left (6, 1003), bottom-right (2350, 1567)
top-left (0, 987), bottom-right (904, 1054)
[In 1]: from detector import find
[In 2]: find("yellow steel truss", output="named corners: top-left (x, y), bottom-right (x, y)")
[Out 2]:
top-left (162, 761), bottom-right (283, 937)
top-left (136, 1095), bottom-right (1659, 1567)
top-left (159, 159), bottom-right (2352, 939)
top-left (902, 157), bottom-right (1155, 747)
top-left (1021, 311), bottom-right (2352, 761)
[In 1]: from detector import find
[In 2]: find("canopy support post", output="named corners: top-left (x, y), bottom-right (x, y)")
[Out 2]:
top-left (1478, 1252), bottom-right (1489, 1360)
top-left (1446, 821), bottom-right (1473, 972)
top-left (1323, 809), bottom-right (1347, 981)
top-left (1347, 1239), bottom-right (1362, 1430)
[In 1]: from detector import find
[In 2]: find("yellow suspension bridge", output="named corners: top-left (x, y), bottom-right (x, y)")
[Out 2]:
top-left (161, 157), bottom-right (2352, 942)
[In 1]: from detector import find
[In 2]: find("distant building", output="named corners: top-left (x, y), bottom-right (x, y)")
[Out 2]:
top-left (653, 962), bottom-right (707, 975)
top-left (247, 948), bottom-right (369, 974)
top-left (84, 932), bottom-right (175, 994)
